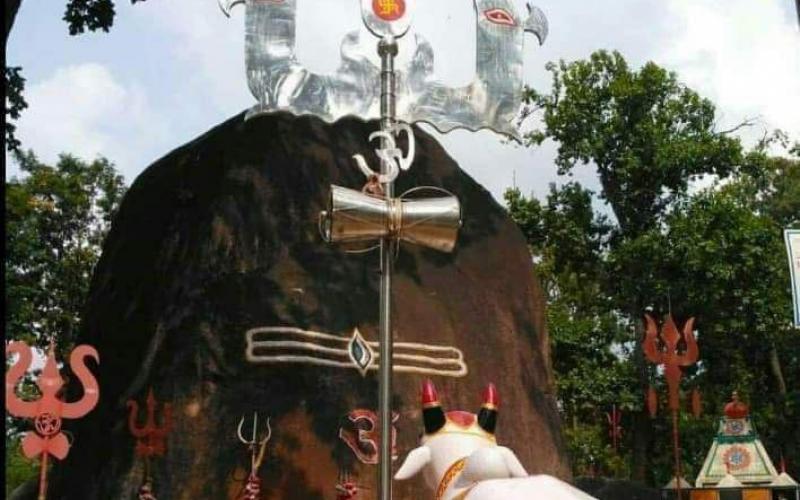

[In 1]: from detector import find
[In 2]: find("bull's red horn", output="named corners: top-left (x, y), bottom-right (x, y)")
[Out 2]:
top-left (478, 383), bottom-right (499, 434)
top-left (422, 380), bottom-right (445, 434)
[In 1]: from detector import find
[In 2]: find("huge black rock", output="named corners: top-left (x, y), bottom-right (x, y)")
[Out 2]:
top-left (47, 112), bottom-right (570, 498)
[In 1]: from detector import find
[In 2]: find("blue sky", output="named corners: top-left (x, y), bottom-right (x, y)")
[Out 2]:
top-left (6, 0), bottom-right (800, 203)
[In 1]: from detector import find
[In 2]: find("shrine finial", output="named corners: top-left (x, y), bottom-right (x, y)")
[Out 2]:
top-left (724, 391), bottom-right (749, 419)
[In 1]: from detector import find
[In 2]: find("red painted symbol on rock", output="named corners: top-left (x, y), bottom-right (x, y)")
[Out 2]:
top-left (339, 409), bottom-right (398, 464)
top-left (372, 0), bottom-right (405, 21)
top-left (127, 388), bottom-right (173, 458)
top-left (6, 341), bottom-right (100, 500)
top-left (128, 389), bottom-right (171, 499)
top-left (336, 470), bottom-right (366, 500)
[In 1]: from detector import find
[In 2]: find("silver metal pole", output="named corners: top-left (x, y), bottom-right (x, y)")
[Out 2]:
top-left (377, 35), bottom-right (398, 500)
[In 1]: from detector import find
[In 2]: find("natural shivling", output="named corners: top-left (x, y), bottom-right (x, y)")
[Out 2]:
top-left (5, 1), bottom-right (799, 500)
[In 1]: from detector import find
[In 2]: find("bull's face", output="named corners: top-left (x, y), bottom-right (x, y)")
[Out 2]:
top-left (395, 381), bottom-right (501, 489)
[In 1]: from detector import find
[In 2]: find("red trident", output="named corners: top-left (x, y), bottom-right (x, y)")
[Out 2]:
top-left (5, 341), bottom-right (100, 500)
top-left (606, 404), bottom-right (623, 452)
top-left (336, 469), bottom-right (371, 500)
top-left (642, 314), bottom-right (700, 499)
top-left (127, 388), bottom-right (172, 496)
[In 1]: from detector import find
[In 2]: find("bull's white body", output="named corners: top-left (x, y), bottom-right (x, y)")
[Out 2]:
top-left (396, 432), bottom-right (596, 500)
top-left (465, 475), bottom-right (596, 499)
top-left (397, 380), bottom-right (596, 499)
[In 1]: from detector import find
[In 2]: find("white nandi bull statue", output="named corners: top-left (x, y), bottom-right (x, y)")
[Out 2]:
top-left (395, 381), bottom-right (596, 500)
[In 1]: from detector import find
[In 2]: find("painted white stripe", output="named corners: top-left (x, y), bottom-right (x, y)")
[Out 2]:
top-left (245, 326), bottom-right (468, 377)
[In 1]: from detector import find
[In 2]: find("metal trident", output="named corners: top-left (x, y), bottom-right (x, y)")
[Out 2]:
top-left (643, 314), bottom-right (698, 411)
top-left (237, 413), bottom-right (272, 500)
top-left (642, 313), bottom-right (700, 499)
top-left (336, 469), bottom-right (370, 500)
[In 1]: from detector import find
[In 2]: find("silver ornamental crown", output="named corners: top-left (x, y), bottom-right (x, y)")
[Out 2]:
top-left (219, 0), bottom-right (548, 140)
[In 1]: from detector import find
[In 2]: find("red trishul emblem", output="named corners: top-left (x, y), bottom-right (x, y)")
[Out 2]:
top-left (372, 0), bottom-right (405, 21)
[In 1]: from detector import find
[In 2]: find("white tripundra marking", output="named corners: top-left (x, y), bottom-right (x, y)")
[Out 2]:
top-left (245, 327), bottom-right (467, 377)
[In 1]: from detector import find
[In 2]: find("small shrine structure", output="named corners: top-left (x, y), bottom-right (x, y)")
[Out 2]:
top-left (696, 392), bottom-right (780, 487)
top-left (681, 392), bottom-right (799, 500)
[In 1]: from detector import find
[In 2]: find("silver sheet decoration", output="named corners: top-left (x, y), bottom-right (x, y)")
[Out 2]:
top-left (219, 0), bottom-right (548, 140)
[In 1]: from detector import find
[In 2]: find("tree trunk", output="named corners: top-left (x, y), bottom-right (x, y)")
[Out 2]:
top-left (5, 0), bottom-right (23, 44)
top-left (768, 342), bottom-right (787, 396)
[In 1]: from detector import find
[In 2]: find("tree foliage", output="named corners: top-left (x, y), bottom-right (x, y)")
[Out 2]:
top-left (4, 66), bottom-right (27, 153)
top-left (506, 183), bottom-right (632, 416)
top-left (506, 183), bottom-right (639, 478)
top-left (508, 149), bottom-right (800, 483)
top-left (524, 50), bottom-right (742, 237)
top-left (511, 50), bottom-right (799, 484)
top-left (5, 152), bottom-right (126, 353)
top-left (4, 152), bottom-right (126, 494)
top-left (5, 436), bottom-right (38, 496)
top-left (63, 0), bottom-right (146, 36)
top-left (4, 0), bottom-right (147, 152)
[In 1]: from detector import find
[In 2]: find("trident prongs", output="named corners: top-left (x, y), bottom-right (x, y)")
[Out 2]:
top-left (336, 469), bottom-right (372, 500)
top-left (237, 413), bottom-right (272, 473)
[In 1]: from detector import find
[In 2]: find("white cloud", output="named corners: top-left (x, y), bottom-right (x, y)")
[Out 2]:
top-left (660, 0), bottom-right (800, 146)
top-left (132, 0), bottom-right (480, 113)
top-left (9, 0), bottom-right (797, 201)
top-left (130, 0), bottom-right (250, 115)
top-left (10, 63), bottom-right (170, 182)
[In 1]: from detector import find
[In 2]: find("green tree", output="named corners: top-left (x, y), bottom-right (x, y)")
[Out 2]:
top-left (5, 436), bottom-right (38, 496)
top-left (4, 66), bottom-right (26, 153)
top-left (508, 145), bottom-right (800, 483)
top-left (513, 49), bottom-right (799, 483)
top-left (663, 145), bottom-right (800, 477)
top-left (521, 49), bottom-right (745, 481)
top-left (4, 0), bottom-right (147, 152)
top-left (5, 151), bottom-right (126, 352)
top-left (5, 0), bottom-right (147, 42)
top-left (5, 152), bottom-right (126, 494)
top-left (506, 184), bottom-right (639, 478)
top-left (525, 50), bottom-right (743, 237)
